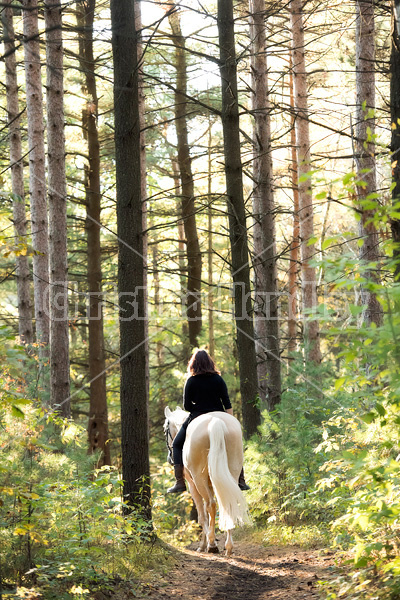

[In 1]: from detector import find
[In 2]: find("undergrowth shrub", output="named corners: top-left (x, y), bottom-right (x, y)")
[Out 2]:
top-left (0, 338), bottom-right (167, 598)
top-left (0, 406), bottom-right (162, 593)
top-left (315, 282), bottom-right (400, 600)
top-left (245, 357), bottom-right (343, 526)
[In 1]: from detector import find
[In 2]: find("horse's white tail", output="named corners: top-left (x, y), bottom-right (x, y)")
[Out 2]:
top-left (207, 417), bottom-right (250, 531)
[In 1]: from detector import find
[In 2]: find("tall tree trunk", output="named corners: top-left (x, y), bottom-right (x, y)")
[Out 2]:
top-left (355, 0), bottom-right (383, 327)
top-left (170, 153), bottom-right (190, 354)
top-left (45, 0), bottom-right (70, 417)
top-left (207, 120), bottom-right (215, 359)
top-left (218, 0), bottom-right (261, 438)
top-left (249, 0), bottom-right (281, 411)
top-left (23, 0), bottom-right (50, 356)
top-left (391, 0), bottom-right (400, 279)
top-left (135, 0), bottom-right (150, 405)
top-left (77, 0), bottom-right (110, 464)
top-left (168, 5), bottom-right (202, 349)
top-left (2, 1), bottom-right (33, 345)
top-left (290, 0), bottom-right (321, 363)
top-left (111, 0), bottom-right (151, 517)
top-left (152, 241), bottom-right (165, 406)
top-left (288, 59), bottom-right (300, 355)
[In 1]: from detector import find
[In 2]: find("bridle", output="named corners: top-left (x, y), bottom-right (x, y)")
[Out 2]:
top-left (164, 420), bottom-right (174, 465)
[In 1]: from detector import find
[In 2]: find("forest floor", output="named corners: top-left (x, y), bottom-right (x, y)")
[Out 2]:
top-left (130, 535), bottom-right (336, 600)
top-left (2, 532), bottom-right (336, 599)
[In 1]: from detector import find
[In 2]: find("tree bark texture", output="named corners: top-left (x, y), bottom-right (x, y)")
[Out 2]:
top-left (111, 0), bottom-right (151, 517)
top-left (290, 0), bottom-right (321, 363)
top-left (391, 0), bottom-right (400, 279)
top-left (207, 120), bottom-right (215, 359)
top-left (77, 0), bottom-right (110, 464)
top-left (249, 0), bottom-right (281, 411)
top-left (168, 6), bottom-right (202, 349)
top-left (170, 152), bottom-right (190, 356)
top-left (2, 1), bottom-right (33, 345)
top-left (288, 60), bottom-right (300, 355)
top-left (152, 241), bottom-right (166, 408)
top-left (135, 0), bottom-right (150, 408)
top-left (355, 0), bottom-right (383, 327)
top-left (45, 0), bottom-right (70, 417)
top-left (23, 0), bottom-right (50, 355)
top-left (218, 0), bottom-right (261, 438)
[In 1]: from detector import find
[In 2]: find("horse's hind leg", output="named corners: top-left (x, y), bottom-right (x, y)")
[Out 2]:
top-left (206, 498), bottom-right (219, 553)
top-left (186, 478), bottom-right (208, 552)
top-left (225, 529), bottom-right (233, 557)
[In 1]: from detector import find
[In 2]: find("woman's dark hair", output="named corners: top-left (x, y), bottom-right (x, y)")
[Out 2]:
top-left (187, 349), bottom-right (220, 376)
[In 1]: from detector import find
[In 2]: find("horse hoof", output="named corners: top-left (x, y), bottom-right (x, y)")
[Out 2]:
top-left (207, 545), bottom-right (219, 554)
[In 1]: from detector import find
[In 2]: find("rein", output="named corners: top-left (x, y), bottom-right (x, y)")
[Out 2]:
top-left (164, 420), bottom-right (174, 465)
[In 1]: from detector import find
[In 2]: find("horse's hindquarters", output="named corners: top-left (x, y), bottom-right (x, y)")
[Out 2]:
top-left (183, 412), bottom-right (249, 555)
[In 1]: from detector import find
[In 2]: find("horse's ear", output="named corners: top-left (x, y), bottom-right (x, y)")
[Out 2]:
top-left (164, 406), bottom-right (172, 418)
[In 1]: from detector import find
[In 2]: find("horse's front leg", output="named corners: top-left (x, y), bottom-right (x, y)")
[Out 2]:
top-left (206, 499), bottom-right (219, 554)
top-left (225, 529), bottom-right (233, 557)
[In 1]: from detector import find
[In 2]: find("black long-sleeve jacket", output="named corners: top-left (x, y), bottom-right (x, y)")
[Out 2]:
top-left (183, 373), bottom-right (232, 415)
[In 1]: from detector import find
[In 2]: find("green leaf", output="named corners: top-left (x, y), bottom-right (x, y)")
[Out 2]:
top-left (307, 236), bottom-right (318, 246)
top-left (334, 377), bottom-right (346, 390)
top-left (361, 412), bottom-right (376, 424)
top-left (11, 405), bottom-right (25, 419)
top-left (322, 238), bottom-right (333, 250)
top-left (375, 403), bottom-right (386, 417)
top-left (343, 172), bottom-right (356, 185)
top-left (349, 304), bottom-right (364, 316)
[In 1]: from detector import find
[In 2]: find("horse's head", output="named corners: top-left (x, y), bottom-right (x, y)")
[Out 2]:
top-left (164, 406), bottom-right (188, 438)
top-left (164, 406), bottom-right (189, 465)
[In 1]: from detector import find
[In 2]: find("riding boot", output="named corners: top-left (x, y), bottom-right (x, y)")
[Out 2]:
top-left (238, 467), bottom-right (250, 491)
top-left (167, 464), bottom-right (186, 494)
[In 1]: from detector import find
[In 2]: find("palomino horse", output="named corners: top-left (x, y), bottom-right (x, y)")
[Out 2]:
top-left (164, 406), bottom-right (249, 556)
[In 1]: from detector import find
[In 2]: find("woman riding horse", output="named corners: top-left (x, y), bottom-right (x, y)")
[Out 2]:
top-left (167, 349), bottom-right (250, 493)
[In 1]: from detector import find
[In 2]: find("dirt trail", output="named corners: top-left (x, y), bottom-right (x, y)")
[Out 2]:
top-left (139, 540), bottom-right (334, 600)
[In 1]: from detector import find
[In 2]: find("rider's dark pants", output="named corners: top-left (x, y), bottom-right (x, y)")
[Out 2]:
top-left (172, 416), bottom-right (191, 466)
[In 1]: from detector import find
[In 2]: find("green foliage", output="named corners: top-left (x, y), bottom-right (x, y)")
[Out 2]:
top-left (313, 293), bottom-right (400, 598)
top-left (151, 460), bottom-right (200, 546)
top-left (244, 357), bottom-right (341, 525)
top-left (0, 360), bottom-right (168, 598)
top-left (262, 524), bottom-right (329, 549)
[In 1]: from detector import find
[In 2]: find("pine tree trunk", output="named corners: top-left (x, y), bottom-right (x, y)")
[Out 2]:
top-left (168, 6), bottom-right (202, 349)
top-left (170, 154), bottom-right (190, 355)
top-left (249, 0), bottom-right (281, 411)
top-left (391, 0), bottom-right (400, 278)
top-left (77, 0), bottom-right (110, 464)
top-left (288, 61), bottom-right (300, 355)
top-left (290, 0), bottom-right (321, 363)
top-left (2, 1), bottom-right (33, 345)
top-left (23, 0), bottom-right (50, 356)
top-left (45, 0), bottom-right (70, 417)
top-left (111, 0), bottom-right (151, 517)
top-left (355, 0), bottom-right (383, 326)
top-left (218, 0), bottom-right (261, 437)
top-left (135, 0), bottom-right (150, 406)
top-left (207, 120), bottom-right (215, 359)
top-left (152, 241), bottom-right (166, 407)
